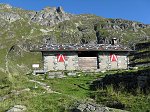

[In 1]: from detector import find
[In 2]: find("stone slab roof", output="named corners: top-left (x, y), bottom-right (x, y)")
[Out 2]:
top-left (31, 44), bottom-right (133, 52)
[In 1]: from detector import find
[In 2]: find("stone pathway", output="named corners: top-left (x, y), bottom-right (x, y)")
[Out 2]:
top-left (29, 80), bottom-right (61, 94)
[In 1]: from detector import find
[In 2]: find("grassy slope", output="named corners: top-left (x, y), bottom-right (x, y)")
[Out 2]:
top-left (1, 70), bottom-right (150, 112)
top-left (0, 73), bottom-right (96, 112)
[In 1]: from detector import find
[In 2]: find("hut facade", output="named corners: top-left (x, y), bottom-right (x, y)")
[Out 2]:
top-left (31, 42), bottom-right (132, 71)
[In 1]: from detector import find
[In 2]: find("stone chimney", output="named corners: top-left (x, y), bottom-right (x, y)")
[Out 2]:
top-left (112, 38), bottom-right (117, 45)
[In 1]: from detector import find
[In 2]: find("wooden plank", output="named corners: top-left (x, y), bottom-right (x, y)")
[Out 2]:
top-left (78, 57), bottom-right (97, 70)
top-left (80, 67), bottom-right (97, 70)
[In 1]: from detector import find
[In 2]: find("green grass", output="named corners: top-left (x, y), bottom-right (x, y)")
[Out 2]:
top-left (88, 67), bottom-right (150, 112)
top-left (0, 73), bottom-right (97, 112)
top-left (0, 69), bottom-right (150, 112)
top-left (28, 73), bottom-right (98, 99)
top-left (0, 72), bottom-right (12, 96)
top-left (90, 86), bottom-right (150, 112)
top-left (25, 93), bottom-right (75, 112)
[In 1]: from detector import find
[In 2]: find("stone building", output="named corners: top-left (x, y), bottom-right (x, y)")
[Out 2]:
top-left (31, 40), bottom-right (132, 71)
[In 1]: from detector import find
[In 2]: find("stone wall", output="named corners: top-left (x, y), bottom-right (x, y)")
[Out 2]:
top-left (43, 52), bottom-right (78, 71)
top-left (98, 52), bottom-right (128, 71)
top-left (43, 51), bottom-right (129, 71)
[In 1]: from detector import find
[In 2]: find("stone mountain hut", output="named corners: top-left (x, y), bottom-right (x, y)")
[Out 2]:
top-left (31, 39), bottom-right (132, 71)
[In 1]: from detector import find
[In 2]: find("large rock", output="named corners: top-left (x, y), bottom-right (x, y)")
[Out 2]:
top-left (70, 102), bottom-right (110, 112)
top-left (7, 105), bottom-right (26, 112)
top-left (70, 101), bottom-right (129, 112)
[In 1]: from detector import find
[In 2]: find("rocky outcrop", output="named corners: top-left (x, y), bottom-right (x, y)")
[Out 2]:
top-left (69, 101), bottom-right (128, 112)
top-left (0, 12), bottom-right (20, 22)
top-left (0, 4), bottom-right (12, 9)
top-left (94, 18), bottom-right (150, 31)
top-left (70, 102), bottom-right (110, 112)
top-left (29, 6), bottom-right (72, 26)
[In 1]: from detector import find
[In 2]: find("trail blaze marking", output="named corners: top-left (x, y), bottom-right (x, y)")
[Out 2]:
top-left (57, 54), bottom-right (65, 62)
top-left (110, 54), bottom-right (118, 62)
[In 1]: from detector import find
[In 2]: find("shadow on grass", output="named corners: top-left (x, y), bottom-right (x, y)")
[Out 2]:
top-left (90, 67), bottom-right (150, 94)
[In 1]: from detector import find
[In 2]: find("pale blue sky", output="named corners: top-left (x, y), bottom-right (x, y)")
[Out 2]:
top-left (0, 0), bottom-right (150, 24)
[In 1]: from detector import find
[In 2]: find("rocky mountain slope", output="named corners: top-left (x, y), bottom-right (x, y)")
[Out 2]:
top-left (0, 4), bottom-right (150, 75)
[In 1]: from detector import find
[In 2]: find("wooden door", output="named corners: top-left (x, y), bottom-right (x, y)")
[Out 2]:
top-left (78, 57), bottom-right (97, 70)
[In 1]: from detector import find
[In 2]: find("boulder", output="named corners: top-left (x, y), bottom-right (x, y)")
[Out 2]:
top-left (70, 102), bottom-right (110, 112)
top-left (7, 105), bottom-right (26, 112)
